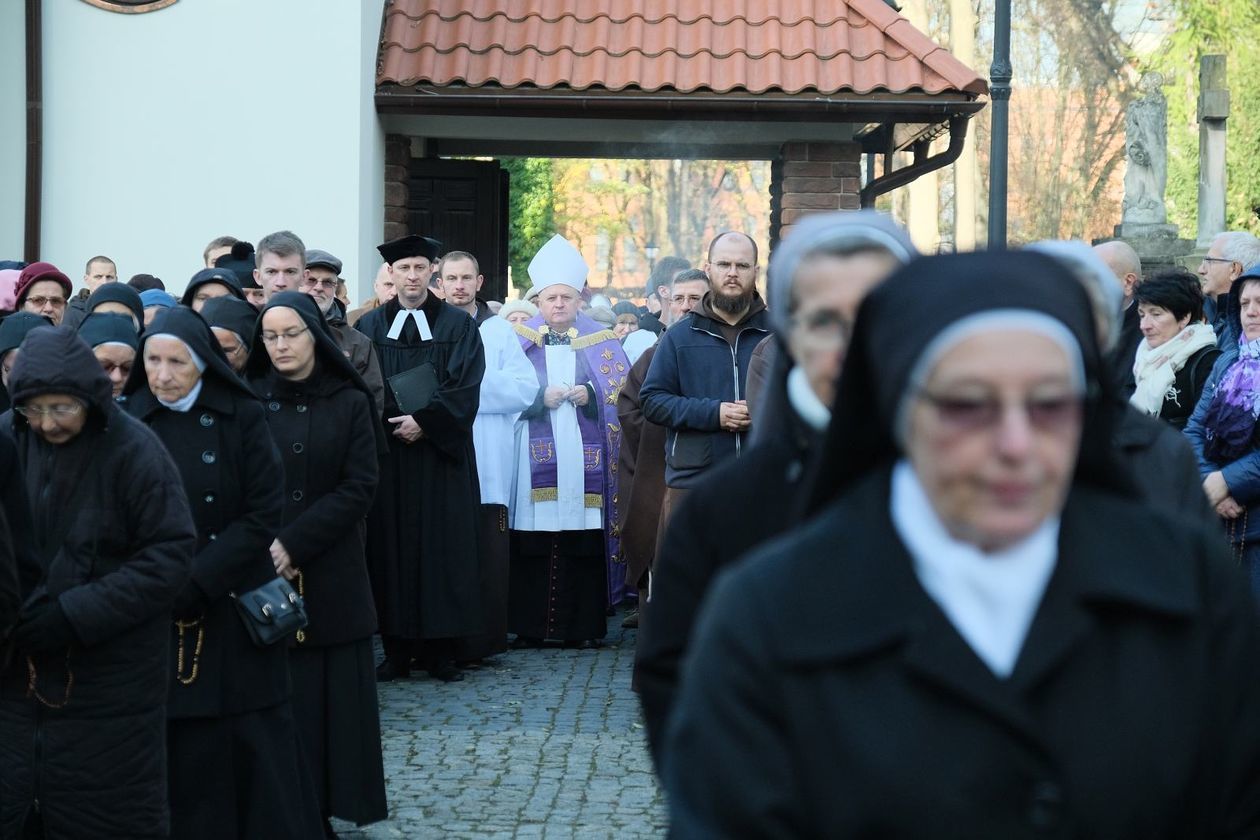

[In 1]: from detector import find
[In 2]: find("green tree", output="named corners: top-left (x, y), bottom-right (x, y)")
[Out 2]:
top-left (501, 158), bottom-right (556, 292)
top-left (1159, 0), bottom-right (1260, 236)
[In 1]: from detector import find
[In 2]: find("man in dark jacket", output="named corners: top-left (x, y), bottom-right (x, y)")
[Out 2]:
top-left (300, 248), bottom-right (386, 415)
top-left (636, 212), bottom-right (916, 765)
top-left (639, 231), bottom-right (770, 535)
top-left (0, 326), bottom-right (196, 839)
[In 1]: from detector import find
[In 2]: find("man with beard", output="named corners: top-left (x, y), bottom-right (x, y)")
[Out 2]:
top-left (636, 213), bottom-right (916, 766)
top-left (639, 231), bottom-right (769, 531)
top-left (356, 234), bottom-right (485, 682)
top-left (300, 249), bottom-right (385, 415)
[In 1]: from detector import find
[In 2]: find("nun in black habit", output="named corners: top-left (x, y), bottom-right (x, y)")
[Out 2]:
top-left (0, 326), bottom-right (195, 839)
top-left (356, 235), bottom-right (486, 682)
top-left (664, 253), bottom-right (1260, 838)
top-left (245, 292), bottom-right (389, 830)
top-left (124, 306), bottom-right (323, 840)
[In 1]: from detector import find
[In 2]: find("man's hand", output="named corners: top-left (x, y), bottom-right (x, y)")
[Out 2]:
top-left (719, 400), bottom-right (751, 433)
top-left (1217, 496), bottom-right (1245, 520)
top-left (270, 539), bottom-right (298, 581)
top-left (567, 386), bottom-right (590, 407)
top-left (388, 414), bottom-right (423, 443)
top-left (543, 386), bottom-right (569, 410)
top-left (1204, 471), bottom-right (1231, 507)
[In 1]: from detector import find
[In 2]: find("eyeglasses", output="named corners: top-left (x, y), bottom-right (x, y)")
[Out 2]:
top-left (220, 343), bottom-right (244, 357)
top-left (261, 327), bottom-right (310, 345)
top-left (918, 390), bottom-right (1081, 432)
top-left (305, 278), bottom-right (338, 289)
top-left (1200, 257), bottom-right (1237, 266)
top-left (26, 296), bottom-right (67, 308)
top-left (15, 403), bottom-right (84, 420)
top-left (99, 362), bottom-right (132, 377)
top-left (711, 261), bottom-right (755, 274)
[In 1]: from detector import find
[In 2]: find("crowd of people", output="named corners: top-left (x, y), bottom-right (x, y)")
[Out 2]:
top-left (1, 213), bottom-right (1260, 837)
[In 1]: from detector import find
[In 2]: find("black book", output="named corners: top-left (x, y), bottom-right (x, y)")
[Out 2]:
top-left (387, 362), bottom-right (439, 414)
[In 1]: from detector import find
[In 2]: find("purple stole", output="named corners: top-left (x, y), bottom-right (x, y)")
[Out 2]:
top-left (516, 313), bottom-right (630, 606)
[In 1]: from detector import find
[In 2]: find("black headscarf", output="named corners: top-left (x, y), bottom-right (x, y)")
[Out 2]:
top-left (0, 312), bottom-right (53, 358)
top-left (245, 291), bottom-right (388, 454)
top-left (85, 282), bottom-right (144, 329)
top-left (76, 312), bottom-right (140, 352)
top-left (803, 251), bottom-right (1132, 517)
top-left (200, 296), bottom-right (260, 352)
top-left (181, 267), bottom-right (245, 307)
top-left (123, 305), bottom-right (256, 401)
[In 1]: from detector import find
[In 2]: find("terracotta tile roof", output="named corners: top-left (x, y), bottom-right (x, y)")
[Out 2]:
top-left (378, 0), bottom-right (987, 98)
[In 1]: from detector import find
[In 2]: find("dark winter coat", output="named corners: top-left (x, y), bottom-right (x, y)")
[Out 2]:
top-left (639, 292), bottom-right (770, 488)
top-left (1114, 402), bottom-right (1217, 529)
top-left (126, 307), bottom-right (290, 718)
top-left (638, 404), bottom-right (818, 766)
top-left (616, 345), bottom-right (666, 588)
top-left (665, 468), bottom-right (1260, 838)
top-left (0, 432), bottom-right (37, 634)
top-left (247, 293), bottom-right (383, 648)
top-left (327, 298), bottom-right (386, 417)
top-left (0, 326), bottom-right (195, 839)
top-left (1108, 301), bottom-right (1143, 397)
top-left (1156, 343), bottom-right (1220, 430)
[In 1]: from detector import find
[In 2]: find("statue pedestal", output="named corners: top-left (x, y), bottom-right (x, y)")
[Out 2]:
top-left (1095, 223), bottom-right (1195, 274)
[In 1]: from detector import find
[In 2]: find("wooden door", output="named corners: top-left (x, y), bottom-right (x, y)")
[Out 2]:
top-left (407, 158), bottom-right (509, 302)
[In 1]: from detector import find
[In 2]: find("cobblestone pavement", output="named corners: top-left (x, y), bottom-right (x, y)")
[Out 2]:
top-left (336, 612), bottom-right (668, 838)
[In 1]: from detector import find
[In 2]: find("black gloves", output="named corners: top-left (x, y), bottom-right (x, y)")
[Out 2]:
top-left (172, 580), bottom-right (209, 620)
top-left (12, 600), bottom-right (77, 653)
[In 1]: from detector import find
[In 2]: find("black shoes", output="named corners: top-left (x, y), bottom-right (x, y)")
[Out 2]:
top-left (375, 657), bottom-right (410, 682)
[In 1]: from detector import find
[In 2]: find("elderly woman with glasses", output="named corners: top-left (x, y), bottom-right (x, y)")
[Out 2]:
top-left (125, 306), bottom-right (322, 839)
top-left (664, 253), bottom-right (1260, 837)
top-left (0, 326), bottom-right (195, 839)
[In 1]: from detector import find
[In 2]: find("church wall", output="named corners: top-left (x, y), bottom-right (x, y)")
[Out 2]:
top-left (36, 0), bottom-right (385, 297)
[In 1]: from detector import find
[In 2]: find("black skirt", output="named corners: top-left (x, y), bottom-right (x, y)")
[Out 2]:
top-left (290, 640), bottom-right (389, 826)
top-left (508, 529), bottom-right (608, 642)
top-left (167, 701), bottom-right (324, 840)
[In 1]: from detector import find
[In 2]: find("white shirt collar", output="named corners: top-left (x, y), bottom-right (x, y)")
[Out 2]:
top-left (387, 307), bottom-right (433, 341)
top-left (890, 459), bottom-right (1059, 679)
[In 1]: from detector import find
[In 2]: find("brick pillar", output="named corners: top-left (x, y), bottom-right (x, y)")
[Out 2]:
top-left (775, 142), bottom-right (863, 244)
top-left (383, 134), bottom-right (410, 241)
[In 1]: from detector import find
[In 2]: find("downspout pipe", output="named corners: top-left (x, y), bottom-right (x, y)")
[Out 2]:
top-left (24, 0), bottom-right (42, 262)
top-left (859, 117), bottom-right (968, 209)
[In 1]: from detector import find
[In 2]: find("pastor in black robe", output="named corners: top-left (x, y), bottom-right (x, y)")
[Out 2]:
top-left (356, 292), bottom-right (485, 657)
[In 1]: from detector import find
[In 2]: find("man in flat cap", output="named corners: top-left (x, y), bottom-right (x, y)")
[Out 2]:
top-left (507, 234), bottom-right (631, 649)
top-left (356, 233), bottom-right (486, 681)
top-left (301, 249), bottom-right (385, 415)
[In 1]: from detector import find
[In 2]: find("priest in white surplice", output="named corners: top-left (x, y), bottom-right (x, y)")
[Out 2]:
top-left (508, 235), bottom-right (630, 648)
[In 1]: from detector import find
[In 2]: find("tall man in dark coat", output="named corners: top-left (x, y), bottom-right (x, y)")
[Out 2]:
top-left (357, 234), bottom-right (486, 682)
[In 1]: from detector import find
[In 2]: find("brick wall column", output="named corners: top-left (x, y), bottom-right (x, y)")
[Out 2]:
top-left (774, 142), bottom-right (863, 244)
top-left (383, 135), bottom-right (410, 241)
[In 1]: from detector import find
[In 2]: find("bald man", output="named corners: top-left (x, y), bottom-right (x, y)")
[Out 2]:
top-left (347, 262), bottom-right (396, 327)
top-left (1094, 240), bottom-right (1143, 397)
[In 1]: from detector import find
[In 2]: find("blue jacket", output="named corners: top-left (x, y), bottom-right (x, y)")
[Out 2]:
top-left (1184, 281), bottom-right (1260, 542)
top-left (640, 293), bottom-right (770, 488)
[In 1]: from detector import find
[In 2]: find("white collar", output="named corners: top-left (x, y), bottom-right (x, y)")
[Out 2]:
top-left (387, 306), bottom-right (433, 341)
top-left (786, 365), bottom-right (830, 432)
top-left (890, 459), bottom-right (1059, 679)
top-left (158, 378), bottom-right (204, 413)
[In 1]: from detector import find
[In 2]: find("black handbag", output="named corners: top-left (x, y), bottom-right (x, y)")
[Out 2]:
top-left (231, 577), bottom-right (308, 647)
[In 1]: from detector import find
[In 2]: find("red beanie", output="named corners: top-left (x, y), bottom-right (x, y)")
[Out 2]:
top-left (14, 262), bottom-right (73, 305)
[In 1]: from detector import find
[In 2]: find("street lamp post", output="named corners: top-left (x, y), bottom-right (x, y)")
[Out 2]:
top-left (988, 0), bottom-right (1012, 249)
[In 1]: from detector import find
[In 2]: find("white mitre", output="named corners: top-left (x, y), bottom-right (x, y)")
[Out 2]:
top-left (527, 234), bottom-right (588, 294)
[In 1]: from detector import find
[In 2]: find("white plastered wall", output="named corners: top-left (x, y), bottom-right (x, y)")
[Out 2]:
top-left (0, 1), bottom-right (26, 262)
top-left (37, 0), bottom-right (385, 298)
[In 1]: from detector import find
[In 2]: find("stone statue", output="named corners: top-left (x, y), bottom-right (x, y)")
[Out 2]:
top-left (1122, 73), bottom-right (1169, 226)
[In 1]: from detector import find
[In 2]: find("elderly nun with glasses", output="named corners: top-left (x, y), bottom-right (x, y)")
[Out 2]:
top-left (125, 306), bottom-right (323, 839)
top-left (664, 252), bottom-right (1260, 838)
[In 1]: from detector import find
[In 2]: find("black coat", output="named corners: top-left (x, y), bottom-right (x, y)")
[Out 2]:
top-left (356, 292), bottom-right (485, 640)
top-left (665, 468), bottom-right (1260, 838)
top-left (0, 326), bottom-right (196, 839)
top-left (0, 432), bottom-right (36, 633)
top-left (129, 376), bottom-right (291, 717)
top-left (1157, 343), bottom-right (1220, 430)
top-left (1114, 402), bottom-right (1218, 528)
top-left (637, 405), bottom-right (817, 766)
top-left (250, 367), bottom-right (380, 647)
